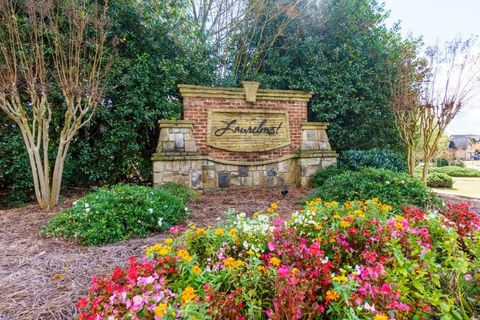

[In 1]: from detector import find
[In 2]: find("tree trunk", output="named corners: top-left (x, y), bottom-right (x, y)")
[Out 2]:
top-left (421, 157), bottom-right (430, 182)
top-left (49, 141), bottom-right (70, 208)
top-left (406, 145), bottom-right (416, 176)
top-left (18, 120), bottom-right (51, 209)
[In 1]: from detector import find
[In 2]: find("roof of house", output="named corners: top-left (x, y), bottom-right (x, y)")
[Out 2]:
top-left (449, 135), bottom-right (480, 150)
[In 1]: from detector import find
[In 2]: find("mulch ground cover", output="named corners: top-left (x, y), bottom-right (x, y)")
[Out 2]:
top-left (0, 187), bottom-right (308, 320)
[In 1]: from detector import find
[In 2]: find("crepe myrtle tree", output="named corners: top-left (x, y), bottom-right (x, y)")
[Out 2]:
top-left (420, 37), bottom-right (480, 182)
top-left (391, 41), bottom-right (427, 176)
top-left (0, 0), bottom-right (111, 208)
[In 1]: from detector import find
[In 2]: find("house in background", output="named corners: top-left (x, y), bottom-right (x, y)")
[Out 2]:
top-left (447, 135), bottom-right (480, 161)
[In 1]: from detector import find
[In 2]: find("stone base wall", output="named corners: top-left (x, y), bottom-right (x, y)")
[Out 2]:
top-left (152, 153), bottom-right (337, 190)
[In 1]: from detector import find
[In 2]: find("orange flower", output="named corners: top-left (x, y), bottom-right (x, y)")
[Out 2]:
top-left (182, 286), bottom-right (196, 303)
top-left (269, 257), bottom-right (281, 267)
top-left (326, 290), bottom-right (340, 301)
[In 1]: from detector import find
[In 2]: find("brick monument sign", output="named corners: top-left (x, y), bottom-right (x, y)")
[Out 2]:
top-left (152, 82), bottom-right (337, 190)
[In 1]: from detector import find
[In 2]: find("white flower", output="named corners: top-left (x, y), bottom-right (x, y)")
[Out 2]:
top-left (321, 257), bottom-right (329, 264)
top-left (158, 217), bottom-right (163, 227)
top-left (184, 207), bottom-right (189, 211)
top-left (84, 202), bottom-right (89, 208)
top-left (73, 201), bottom-right (77, 206)
top-left (147, 208), bottom-right (153, 214)
top-left (85, 208), bottom-right (91, 213)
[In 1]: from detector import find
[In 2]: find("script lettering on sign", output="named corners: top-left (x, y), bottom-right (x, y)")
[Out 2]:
top-left (207, 109), bottom-right (290, 152)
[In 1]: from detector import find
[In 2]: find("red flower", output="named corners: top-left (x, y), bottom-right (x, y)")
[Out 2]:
top-left (76, 298), bottom-right (89, 309)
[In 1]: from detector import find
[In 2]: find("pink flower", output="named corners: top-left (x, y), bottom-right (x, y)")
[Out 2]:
top-left (132, 295), bottom-right (143, 306)
top-left (169, 225), bottom-right (184, 234)
top-left (380, 283), bottom-right (391, 294)
top-left (277, 265), bottom-right (290, 278)
top-left (268, 241), bottom-right (276, 251)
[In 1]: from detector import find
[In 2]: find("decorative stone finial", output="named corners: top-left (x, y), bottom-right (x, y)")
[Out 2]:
top-left (242, 81), bottom-right (260, 103)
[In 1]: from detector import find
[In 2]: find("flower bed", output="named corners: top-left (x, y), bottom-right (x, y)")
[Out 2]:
top-left (78, 199), bottom-right (480, 319)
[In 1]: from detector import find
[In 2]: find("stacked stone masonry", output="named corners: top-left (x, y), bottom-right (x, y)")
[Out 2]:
top-left (152, 82), bottom-right (337, 190)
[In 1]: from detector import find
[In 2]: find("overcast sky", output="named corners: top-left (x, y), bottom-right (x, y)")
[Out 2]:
top-left (383, 0), bottom-right (480, 135)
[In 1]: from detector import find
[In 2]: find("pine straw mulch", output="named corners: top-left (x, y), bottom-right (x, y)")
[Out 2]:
top-left (0, 187), bottom-right (309, 320)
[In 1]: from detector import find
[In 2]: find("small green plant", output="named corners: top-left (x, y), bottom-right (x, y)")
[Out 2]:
top-left (309, 168), bottom-right (439, 210)
top-left (339, 148), bottom-right (406, 172)
top-left (42, 184), bottom-right (188, 245)
top-left (430, 166), bottom-right (480, 177)
top-left (436, 158), bottom-right (449, 167)
top-left (427, 172), bottom-right (453, 188)
top-left (159, 181), bottom-right (200, 203)
top-left (309, 165), bottom-right (345, 188)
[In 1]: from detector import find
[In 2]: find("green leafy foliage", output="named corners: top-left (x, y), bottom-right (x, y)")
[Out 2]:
top-left (42, 184), bottom-right (188, 245)
top-left (159, 182), bottom-right (200, 203)
top-left (0, 0), bottom-right (214, 208)
top-left (339, 148), bottom-right (406, 172)
top-left (309, 168), bottom-right (439, 210)
top-left (253, 0), bottom-right (404, 151)
top-left (436, 158), bottom-right (449, 167)
top-left (430, 166), bottom-right (480, 177)
top-left (309, 165), bottom-right (346, 188)
top-left (427, 172), bottom-right (453, 188)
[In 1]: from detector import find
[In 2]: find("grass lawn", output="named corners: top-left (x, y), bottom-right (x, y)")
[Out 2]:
top-left (433, 177), bottom-right (480, 198)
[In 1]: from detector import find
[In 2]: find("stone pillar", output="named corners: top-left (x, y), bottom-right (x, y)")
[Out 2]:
top-left (298, 122), bottom-right (337, 187)
top-left (152, 120), bottom-right (202, 189)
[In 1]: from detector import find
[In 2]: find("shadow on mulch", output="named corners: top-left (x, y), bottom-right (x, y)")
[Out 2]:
top-left (0, 187), bottom-right (309, 320)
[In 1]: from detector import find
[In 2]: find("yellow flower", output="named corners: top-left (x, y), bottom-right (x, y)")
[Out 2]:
top-left (291, 267), bottom-right (299, 276)
top-left (152, 243), bottom-right (162, 252)
top-left (223, 257), bottom-right (245, 268)
top-left (159, 246), bottom-right (171, 256)
top-left (257, 265), bottom-right (267, 272)
top-left (374, 314), bottom-right (388, 320)
top-left (310, 207), bottom-right (318, 213)
top-left (214, 228), bottom-right (224, 236)
top-left (270, 202), bottom-right (278, 210)
top-left (192, 265), bottom-right (202, 275)
top-left (326, 290), bottom-right (340, 301)
top-left (196, 228), bottom-right (207, 236)
top-left (228, 228), bottom-right (238, 236)
top-left (340, 220), bottom-right (350, 228)
top-left (381, 204), bottom-right (393, 212)
top-left (153, 303), bottom-right (168, 317)
top-left (332, 275), bottom-right (348, 282)
top-left (182, 286), bottom-right (196, 303)
top-left (269, 257), bottom-right (281, 267)
top-left (333, 214), bottom-right (341, 219)
top-left (325, 201), bottom-right (338, 207)
top-left (177, 249), bottom-right (193, 262)
top-left (146, 247), bottom-right (153, 256)
top-left (246, 249), bottom-right (255, 255)
top-left (267, 207), bottom-right (275, 213)
top-left (164, 238), bottom-right (174, 244)
top-left (315, 224), bottom-right (322, 230)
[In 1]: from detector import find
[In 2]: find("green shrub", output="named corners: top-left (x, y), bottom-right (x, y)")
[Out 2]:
top-left (436, 158), bottom-right (449, 167)
top-left (159, 181), bottom-right (200, 203)
top-left (427, 172), bottom-right (453, 188)
top-left (339, 148), bottom-right (406, 172)
top-left (430, 166), bottom-right (480, 177)
top-left (309, 168), bottom-right (439, 210)
top-left (309, 165), bottom-right (346, 188)
top-left (42, 184), bottom-right (188, 245)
